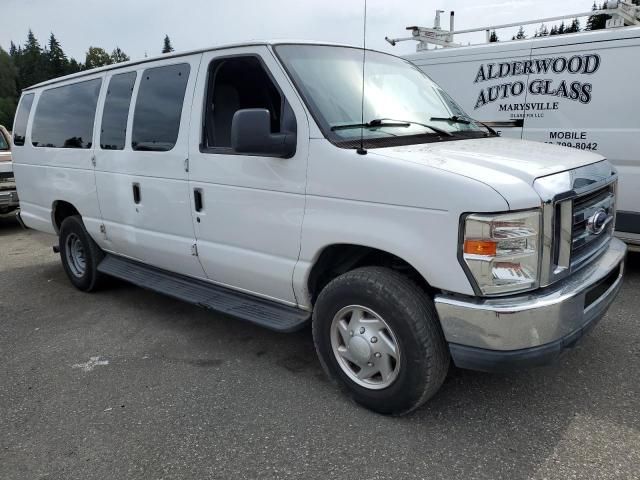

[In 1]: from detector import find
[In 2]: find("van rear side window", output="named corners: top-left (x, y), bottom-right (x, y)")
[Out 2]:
top-left (132, 63), bottom-right (190, 152)
top-left (13, 93), bottom-right (35, 146)
top-left (101, 72), bottom-right (137, 150)
top-left (32, 79), bottom-right (102, 149)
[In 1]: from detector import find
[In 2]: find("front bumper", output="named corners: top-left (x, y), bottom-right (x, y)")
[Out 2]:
top-left (434, 238), bottom-right (626, 372)
top-left (0, 188), bottom-right (19, 215)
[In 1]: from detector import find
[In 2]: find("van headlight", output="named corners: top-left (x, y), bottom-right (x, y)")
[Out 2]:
top-left (461, 210), bottom-right (541, 296)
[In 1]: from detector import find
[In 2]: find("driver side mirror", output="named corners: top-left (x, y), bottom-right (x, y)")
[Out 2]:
top-left (231, 109), bottom-right (296, 158)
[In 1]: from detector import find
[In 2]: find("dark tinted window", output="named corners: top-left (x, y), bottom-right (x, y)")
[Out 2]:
top-left (101, 72), bottom-right (137, 150)
top-left (13, 93), bottom-right (34, 146)
top-left (0, 131), bottom-right (8, 150)
top-left (204, 56), bottom-right (294, 149)
top-left (32, 79), bottom-right (101, 149)
top-left (132, 63), bottom-right (190, 151)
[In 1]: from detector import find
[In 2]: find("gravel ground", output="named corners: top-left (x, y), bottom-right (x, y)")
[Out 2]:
top-left (1, 217), bottom-right (638, 480)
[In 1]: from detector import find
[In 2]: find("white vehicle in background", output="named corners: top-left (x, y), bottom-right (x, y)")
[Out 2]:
top-left (0, 125), bottom-right (19, 218)
top-left (390, 1), bottom-right (640, 250)
top-left (12, 41), bottom-right (626, 415)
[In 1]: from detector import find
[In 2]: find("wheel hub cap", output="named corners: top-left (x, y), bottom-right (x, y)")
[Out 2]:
top-left (330, 305), bottom-right (401, 390)
top-left (348, 336), bottom-right (372, 364)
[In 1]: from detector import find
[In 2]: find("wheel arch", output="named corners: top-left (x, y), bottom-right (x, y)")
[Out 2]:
top-left (306, 243), bottom-right (435, 305)
top-left (51, 200), bottom-right (81, 234)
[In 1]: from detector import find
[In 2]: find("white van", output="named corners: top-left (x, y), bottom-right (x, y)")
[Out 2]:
top-left (406, 26), bottom-right (640, 250)
top-left (12, 41), bottom-right (626, 415)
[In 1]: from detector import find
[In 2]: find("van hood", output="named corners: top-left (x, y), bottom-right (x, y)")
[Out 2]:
top-left (371, 137), bottom-right (606, 209)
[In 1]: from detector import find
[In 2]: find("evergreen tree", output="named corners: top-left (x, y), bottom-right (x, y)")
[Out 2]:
top-left (586, 2), bottom-right (609, 31)
top-left (489, 30), bottom-right (499, 42)
top-left (566, 18), bottom-right (581, 33)
top-left (47, 33), bottom-right (68, 78)
top-left (67, 58), bottom-right (83, 74)
top-left (19, 30), bottom-right (48, 89)
top-left (515, 26), bottom-right (527, 40)
top-left (534, 23), bottom-right (549, 37)
top-left (85, 47), bottom-right (112, 69)
top-left (550, 25), bottom-right (559, 35)
top-left (0, 47), bottom-right (18, 128)
top-left (558, 21), bottom-right (566, 34)
top-left (110, 47), bottom-right (130, 63)
top-left (162, 35), bottom-right (174, 54)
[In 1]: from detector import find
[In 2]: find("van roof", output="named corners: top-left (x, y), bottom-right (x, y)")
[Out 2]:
top-left (24, 40), bottom-right (383, 91)
top-left (405, 24), bottom-right (640, 61)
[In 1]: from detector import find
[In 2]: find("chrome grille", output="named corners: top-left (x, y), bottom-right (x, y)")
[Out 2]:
top-left (570, 184), bottom-right (615, 269)
top-left (534, 160), bottom-right (617, 287)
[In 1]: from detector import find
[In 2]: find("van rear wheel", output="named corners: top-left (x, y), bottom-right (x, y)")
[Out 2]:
top-left (312, 266), bottom-right (449, 415)
top-left (59, 215), bottom-right (105, 292)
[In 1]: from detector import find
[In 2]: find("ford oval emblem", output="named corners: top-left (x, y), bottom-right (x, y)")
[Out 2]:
top-left (586, 208), bottom-right (610, 235)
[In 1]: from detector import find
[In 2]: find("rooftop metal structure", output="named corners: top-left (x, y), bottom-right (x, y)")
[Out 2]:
top-left (385, 0), bottom-right (640, 51)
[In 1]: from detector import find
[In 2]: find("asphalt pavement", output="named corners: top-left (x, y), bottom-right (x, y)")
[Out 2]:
top-left (1, 217), bottom-right (638, 480)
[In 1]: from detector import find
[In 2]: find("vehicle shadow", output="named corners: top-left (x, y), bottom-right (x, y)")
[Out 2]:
top-left (0, 216), bottom-right (21, 235)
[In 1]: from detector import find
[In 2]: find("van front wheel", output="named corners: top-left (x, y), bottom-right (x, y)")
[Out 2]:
top-left (312, 267), bottom-right (449, 415)
top-left (59, 215), bottom-right (105, 292)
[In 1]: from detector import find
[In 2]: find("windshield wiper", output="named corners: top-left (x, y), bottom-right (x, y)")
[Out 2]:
top-left (431, 115), bottom-right (499, 136)
top-left (331, 118), bottom-right (452, 137)
top-left (430, 115), bottom-right (471, 125)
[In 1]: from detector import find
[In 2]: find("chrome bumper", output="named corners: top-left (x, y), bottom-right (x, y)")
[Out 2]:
top-left (0, 189), bottom-right (19, 212)
top-left (435, 238), bottom-right (626, 371)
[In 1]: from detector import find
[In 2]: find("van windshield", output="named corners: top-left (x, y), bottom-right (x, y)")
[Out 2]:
top-left (275, 44), bottom-right (488, 148)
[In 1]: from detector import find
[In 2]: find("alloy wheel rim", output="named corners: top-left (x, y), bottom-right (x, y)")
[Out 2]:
top-left (330, 305), bottom-right (401, 390)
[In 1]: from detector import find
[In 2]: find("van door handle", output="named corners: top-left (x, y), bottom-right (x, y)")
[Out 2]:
top-left (132, 183), bottom-right (141, 204)
top-left (194, 188), bottom-right (203, 212)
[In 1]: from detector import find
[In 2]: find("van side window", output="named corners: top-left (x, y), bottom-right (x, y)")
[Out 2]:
top-left (12, 93), bottom-right (35, 146)
top-left (101, 72), bottom-right (137, 150)
top-left (32, 79), bottom-right (101, 149)
top-left (132, 63), bottom-right (190, 152)
top-left (203, 56), bottom-right (296, 151)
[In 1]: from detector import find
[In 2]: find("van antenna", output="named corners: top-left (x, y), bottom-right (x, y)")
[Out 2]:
top-left (357, 0), bottom-right (368, 155)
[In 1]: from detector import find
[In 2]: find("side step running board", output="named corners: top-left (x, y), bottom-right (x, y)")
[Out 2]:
top-left (97, 254), bottom-right (310, 333)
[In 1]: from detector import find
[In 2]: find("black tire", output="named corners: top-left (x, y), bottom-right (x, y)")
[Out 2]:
top-left (58, 215), bottom-right (105, 292)
top-left (312, 266), bottom-right (449, 415)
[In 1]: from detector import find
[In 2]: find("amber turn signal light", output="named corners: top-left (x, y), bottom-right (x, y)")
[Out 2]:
top-left (464, 239), bottom-right (497, 256)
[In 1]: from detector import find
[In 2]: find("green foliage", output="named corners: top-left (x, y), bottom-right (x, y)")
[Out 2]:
top-left (17, 30), bottom-right (48, 90)
top-left (162, 35), bottom-right (174, 54)
top-left (558, 21), bottom-right (566, 34)
top-left (85, 46), bottom-right (113, 69)
top-left (586, 2), bottom-right (609, 30)
top-left (514, 26), bottom-right (527, 40)
top-left (111, 47), bottom-right (130, 63)
top-left (534, 23), bottom-right (549, 37)
top-left (566, 18), bottom-right (581, 33)
top-left (0, 47), bottom-right (18, 128)
top-left (48, 33), bottom-right (68, 78)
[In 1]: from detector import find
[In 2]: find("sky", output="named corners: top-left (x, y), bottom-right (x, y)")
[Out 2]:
top-left (1, 0), bottom-right (595, 61)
